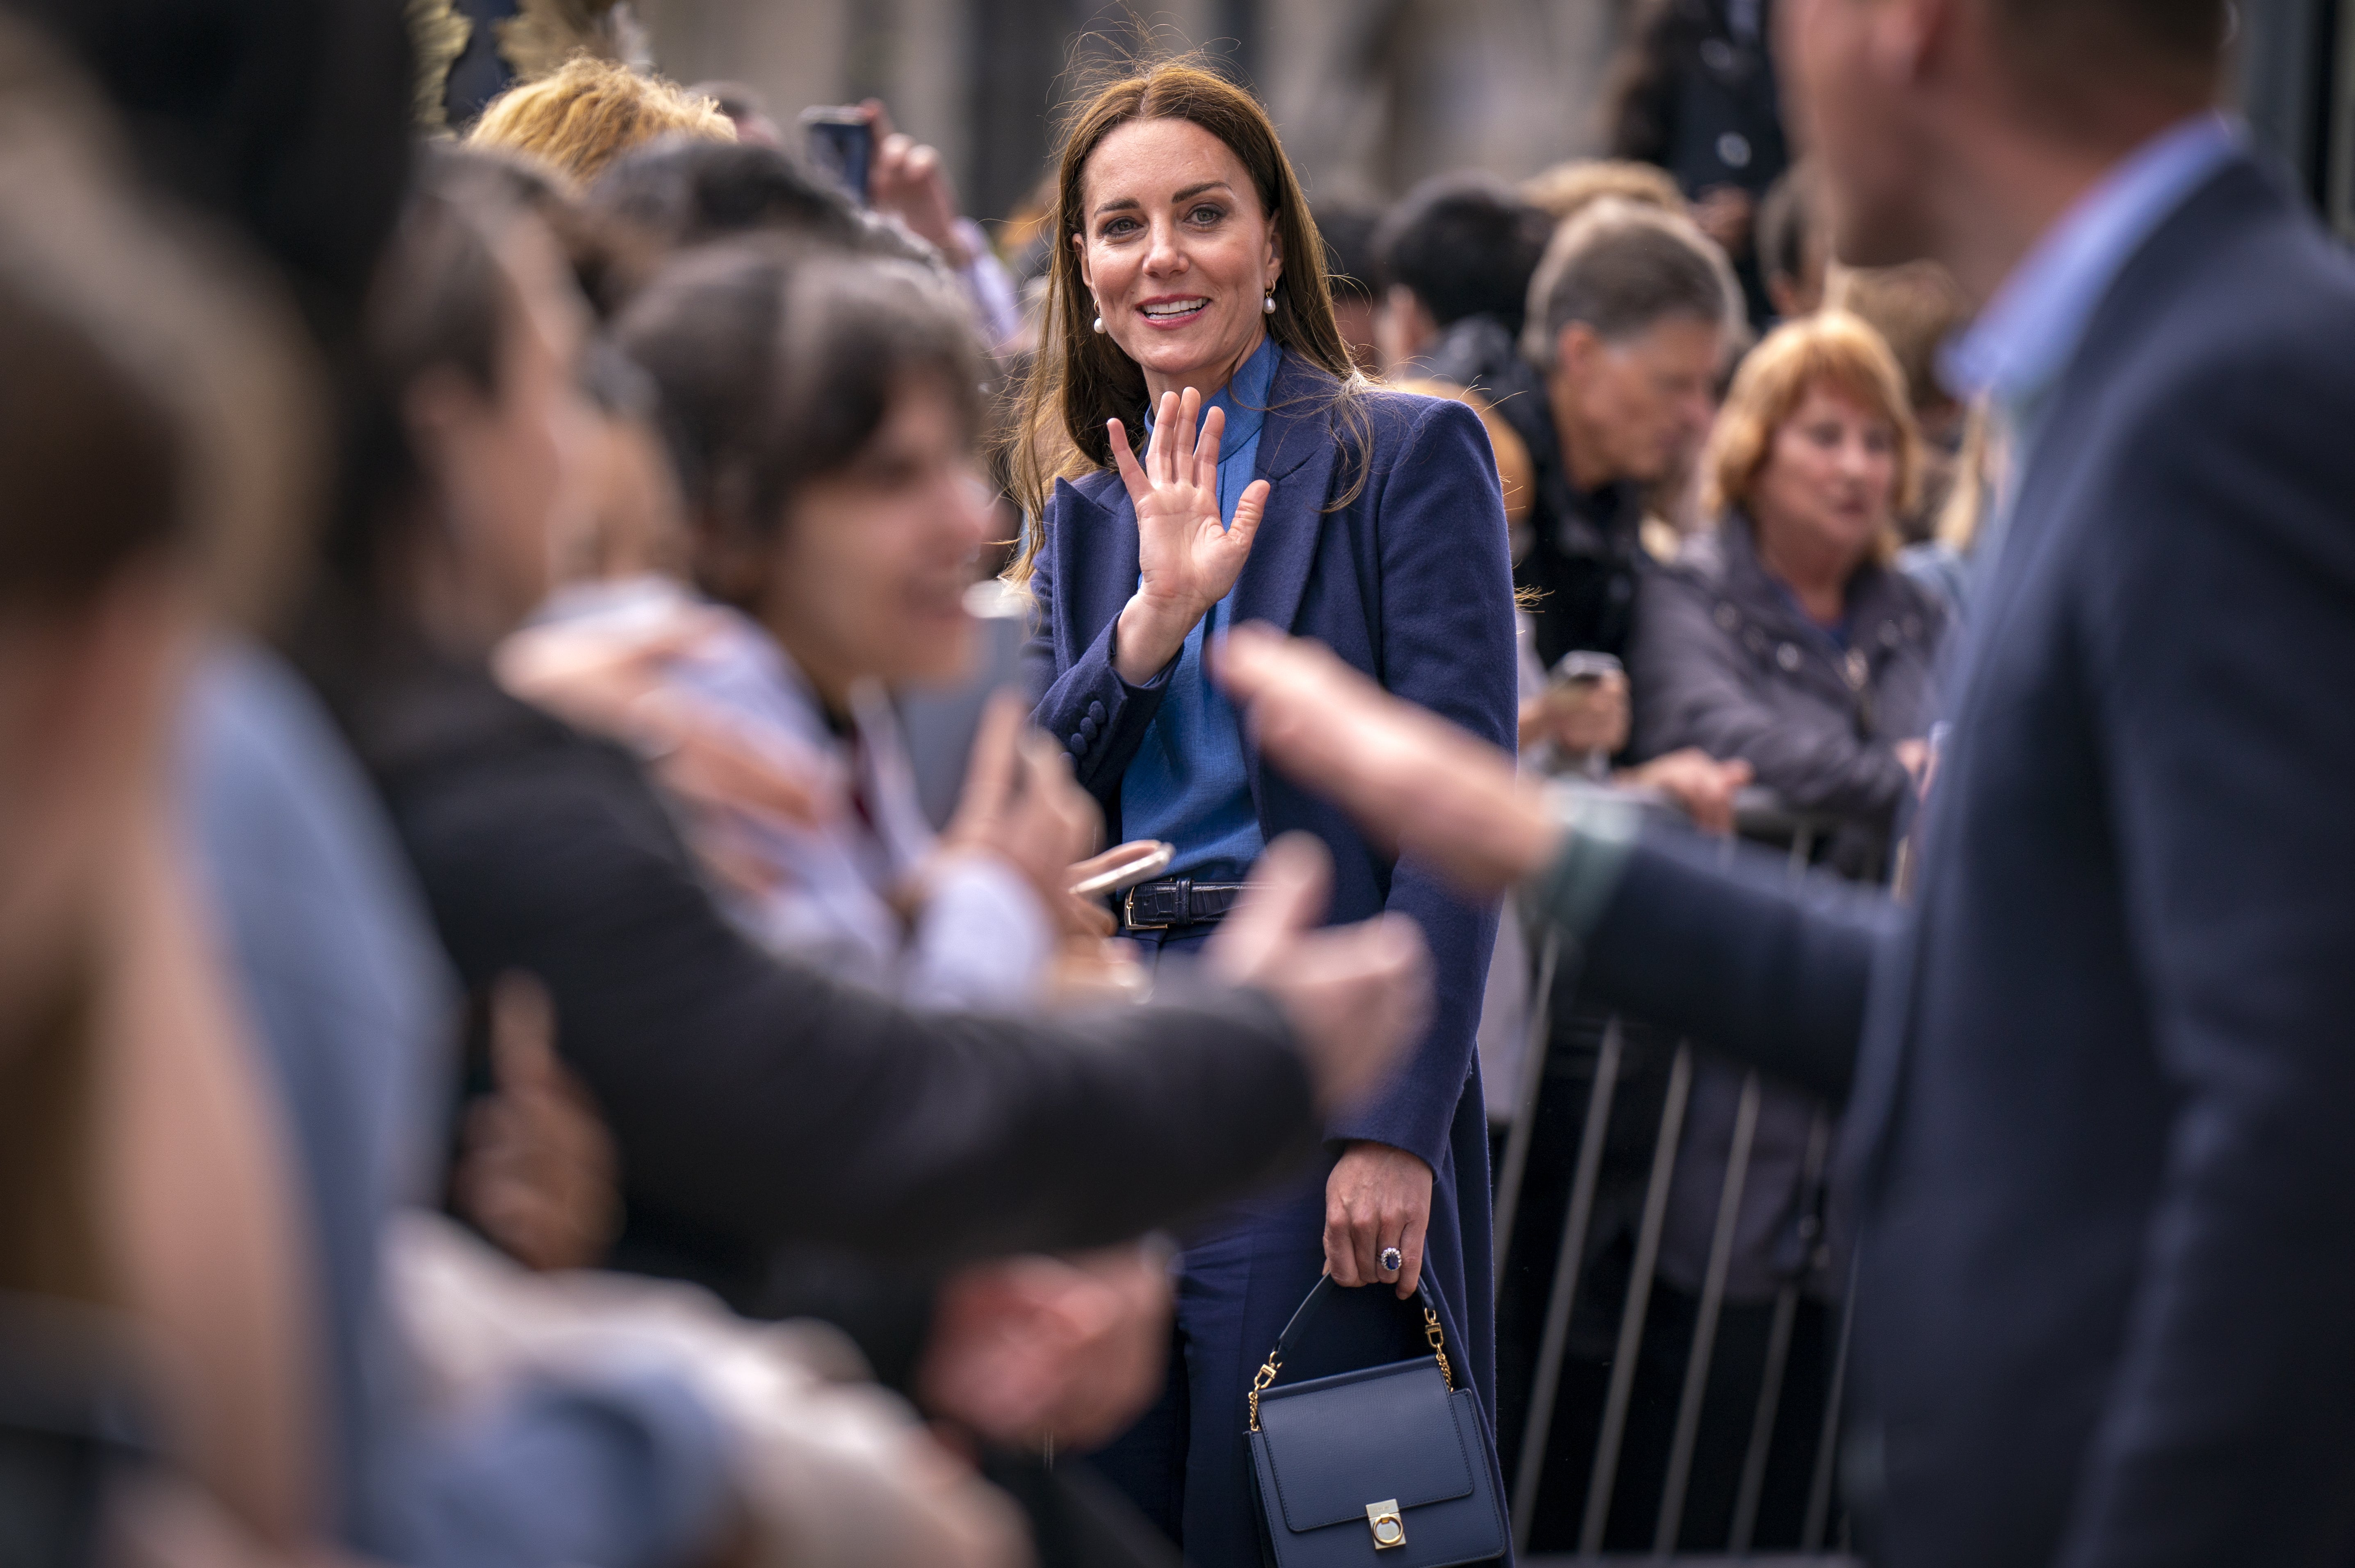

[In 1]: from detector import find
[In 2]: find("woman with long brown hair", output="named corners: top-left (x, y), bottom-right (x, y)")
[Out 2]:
top-left (1012, 60), bottom-right (1518, 1560)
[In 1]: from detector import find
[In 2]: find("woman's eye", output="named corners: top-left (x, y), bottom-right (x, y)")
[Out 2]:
top-left (1187, 204), bottom-right (1224, 225)
top-left (1101, 217), bottom-right (1138, 239)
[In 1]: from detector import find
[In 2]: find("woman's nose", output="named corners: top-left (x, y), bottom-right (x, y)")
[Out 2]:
top-left (1142, 218), bottom-right (1184, 276)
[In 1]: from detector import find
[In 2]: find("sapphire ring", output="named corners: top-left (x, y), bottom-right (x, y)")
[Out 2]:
top-left (1379, 1246), bottom-right (1404, 1274)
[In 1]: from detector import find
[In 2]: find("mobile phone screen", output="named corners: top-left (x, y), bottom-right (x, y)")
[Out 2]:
top-left (801, 111), bottom-right (872, 206)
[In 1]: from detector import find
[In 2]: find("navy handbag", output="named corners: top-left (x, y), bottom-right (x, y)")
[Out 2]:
top-left (1245, 1276), bottom-right (1509, 1566)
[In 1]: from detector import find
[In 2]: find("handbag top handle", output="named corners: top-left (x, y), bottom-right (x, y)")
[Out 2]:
top-left (1247, 1274), bottom-right (1456, 1432)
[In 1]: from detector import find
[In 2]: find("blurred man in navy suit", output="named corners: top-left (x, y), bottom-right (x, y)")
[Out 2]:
top-left (1215, 1), bottom-right (2355, 1563)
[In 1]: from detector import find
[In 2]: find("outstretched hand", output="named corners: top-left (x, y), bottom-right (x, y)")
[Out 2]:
top-left (1110, 387), bottom-right (1271, 684)
top-left (1215, 624), bottom-right (1559, 897)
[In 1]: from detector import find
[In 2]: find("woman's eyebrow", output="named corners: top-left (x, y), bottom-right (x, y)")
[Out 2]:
top-left (1090, 179), bottom-right (1236, 220)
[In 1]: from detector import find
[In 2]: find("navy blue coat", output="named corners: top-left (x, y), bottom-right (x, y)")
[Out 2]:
top-left (1579, 153), bottom-right (2355, 1567)
top-left (1022, 348), bottom-right (1521, 1404)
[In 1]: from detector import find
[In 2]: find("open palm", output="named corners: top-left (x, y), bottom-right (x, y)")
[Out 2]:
top-left (1109, 387), bottom-right (1271, 678)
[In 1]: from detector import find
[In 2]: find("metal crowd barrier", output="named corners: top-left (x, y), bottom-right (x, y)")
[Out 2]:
top-left (1496, 789), bottom-right (1865, 1565)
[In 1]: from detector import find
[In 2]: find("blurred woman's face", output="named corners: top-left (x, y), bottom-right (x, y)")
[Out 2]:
top-left (1074, 116), bottom-right (1282, 402)
top-left (758, 377), bottom-right (989, 704)
top-left (1751, 379), bottom-right (1899, 576)
top-left (408, 215), bottom-right (592, 646)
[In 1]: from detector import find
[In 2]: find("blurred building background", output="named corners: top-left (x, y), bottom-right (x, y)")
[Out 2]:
top-left (634, 0), bottom-right (1635, 226)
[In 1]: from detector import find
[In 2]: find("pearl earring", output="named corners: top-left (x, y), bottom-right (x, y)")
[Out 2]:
top-left (1263, 292), bottom-right (1276, 315)
top-left (1092, 314), bottom-right (1105, 333)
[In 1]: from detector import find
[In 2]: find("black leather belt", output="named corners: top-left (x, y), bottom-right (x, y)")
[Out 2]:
top-left (1120, 876), bottom-right (1246, 933)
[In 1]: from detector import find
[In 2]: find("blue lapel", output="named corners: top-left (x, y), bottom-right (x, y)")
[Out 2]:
top-left (1230, 351), bottom-right (1341, 637)
top-left (1047, 468), bottom-right (1139, 669)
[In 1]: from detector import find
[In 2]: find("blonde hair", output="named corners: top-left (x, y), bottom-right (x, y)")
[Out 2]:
top-left (1388, 378), bottom-right (1534, 528)
top-left (1519, 158), bottom-right (1685, 225)
top-left (467, 56), bottom-right (733, 183)
top-left (1703, 312), bottom-right (1923, 542)
top-left (1826, 261), bottom-right (1969, 418)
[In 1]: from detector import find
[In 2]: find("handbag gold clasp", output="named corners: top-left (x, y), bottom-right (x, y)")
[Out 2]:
top-left (1246, 1354), bottom-right (1281, 1433)
top-left (1425, 1306), bottom-right (1454, 1390)
top-left (1366, 1500), bottom-right (1406, 1550)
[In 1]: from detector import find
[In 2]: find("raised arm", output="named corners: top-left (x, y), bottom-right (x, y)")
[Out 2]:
top-left (408, 753), bottom-right (1420, 1267)
top-left (1217, 624), bottom-right (1882, 1104)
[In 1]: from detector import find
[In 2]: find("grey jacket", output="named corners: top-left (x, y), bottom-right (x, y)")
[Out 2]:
top-left (1631, 513), bottom-right (1947, 876)
top-left (1629, 515), bottom-right (1947, 1302)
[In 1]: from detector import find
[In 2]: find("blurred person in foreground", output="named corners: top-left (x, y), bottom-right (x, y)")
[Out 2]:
top-left (0, 32), bottom-right (327, 1562)
top-left (514, 240), bottom-right (1186, 1476)
top-left (1005, 57), bottom-right (1515, 1563)
top-left (1370, 173), bottom-right (1553, 387)
top-left (1504, 202), bottom-right (1752, 825)
top-left (290, 137), bottom-right (1430, 1457)
top-left (1215, 0), bottom-right (2355, 1554)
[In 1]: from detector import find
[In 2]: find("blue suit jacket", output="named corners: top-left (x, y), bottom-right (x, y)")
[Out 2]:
top-left (1580, 155), bottom-right (2355, 1567)
top-left (1023, 351), bottom-right (1520, 1172)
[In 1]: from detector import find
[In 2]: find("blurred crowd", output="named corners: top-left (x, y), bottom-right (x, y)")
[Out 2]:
top-left (0, 0), bottom-right (2128, 1565)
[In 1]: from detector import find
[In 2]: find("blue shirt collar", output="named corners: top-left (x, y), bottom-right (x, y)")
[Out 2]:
top-left (1940, 114), bottom-right (2239, 421)
top-left (1142, 332), bottom-right (1281, 456)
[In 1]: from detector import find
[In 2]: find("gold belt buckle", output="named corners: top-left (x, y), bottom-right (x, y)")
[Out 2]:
top-left (1366, 1500), bottom-right (1405, 1551)
top-left (1122, 885), bottom-right (1171, 931)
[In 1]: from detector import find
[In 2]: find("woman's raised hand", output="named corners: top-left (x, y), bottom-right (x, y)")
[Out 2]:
top-left (1109, 387), bottom-right (1271, 685)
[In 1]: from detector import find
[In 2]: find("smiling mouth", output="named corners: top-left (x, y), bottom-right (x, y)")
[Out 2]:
top-left (1139, 298), bottom-right (1209, 323)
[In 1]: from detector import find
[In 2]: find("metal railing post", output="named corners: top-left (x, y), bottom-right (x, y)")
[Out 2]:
top-left (1654, 1070), bottom-right (1764, 1552)
top-left (1509, 1016), bottom-right (1624, 1550)
top-left (1493, 924), bottom-right (1562, 1286)
top-left (1578, 1042), bottom-right (1694, 1556)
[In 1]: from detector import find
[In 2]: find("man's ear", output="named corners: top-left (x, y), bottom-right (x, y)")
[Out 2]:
top-left (1878, 0), bottom-right (1951, 90)
top-left (400, 366), bottom-right (479, 488)
top-left (1555, 322), bottom-right (1600, 379)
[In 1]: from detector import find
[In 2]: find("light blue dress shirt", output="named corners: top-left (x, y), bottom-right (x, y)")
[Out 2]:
top-left (1119, 332), bottom-right (1281, 880)
top-left (1940, 113), bottom-right (2239, 548)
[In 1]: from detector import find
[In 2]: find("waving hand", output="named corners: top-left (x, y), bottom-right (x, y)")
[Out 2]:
top-left (1109, 387), bottom-right (1272, 684)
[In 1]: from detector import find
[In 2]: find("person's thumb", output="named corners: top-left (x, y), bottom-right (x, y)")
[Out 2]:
top-left (955, 690), bottom-right (1027, 826)
top-left (1208, 833), bottom-right (1332, 982)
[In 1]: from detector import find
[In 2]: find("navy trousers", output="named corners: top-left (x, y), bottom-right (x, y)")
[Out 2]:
top-left (1086, 929), bottom-right (1500, 1565)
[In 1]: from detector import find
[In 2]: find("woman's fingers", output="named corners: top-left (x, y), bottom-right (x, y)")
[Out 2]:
top-left (1224, 478), bottom-right (1271, 561)
top-left (1395, 1214), bottom-right (1428, 1299)
top-left (1107, 418), bottom-right (1150, 506)
top-left (1148, 391), bottom-right (1177, 486)
top-left (1194, 403), bottom-right (1226, 492)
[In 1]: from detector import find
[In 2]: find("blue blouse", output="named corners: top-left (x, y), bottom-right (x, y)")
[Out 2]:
top-left (1117, 334), bottom-right (1280, 879)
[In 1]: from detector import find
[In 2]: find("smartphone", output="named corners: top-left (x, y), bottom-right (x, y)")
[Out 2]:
top-left (800, 107), bottom-right (872, 205)
top-left (1068, 841), bottom-right (1176, 899)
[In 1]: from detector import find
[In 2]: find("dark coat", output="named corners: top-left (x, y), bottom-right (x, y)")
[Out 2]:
top-left (1631, 512), bottom-right (1947, 876)
top-left (1424, 318), bottom-right (1649, 673)
top-left (1022, 350), bottom-right (1520, 1532)
top-left (321, 654), bottom-right (1327, 1299)
top-left (1577, 153), bottom-right (2355, 1566)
